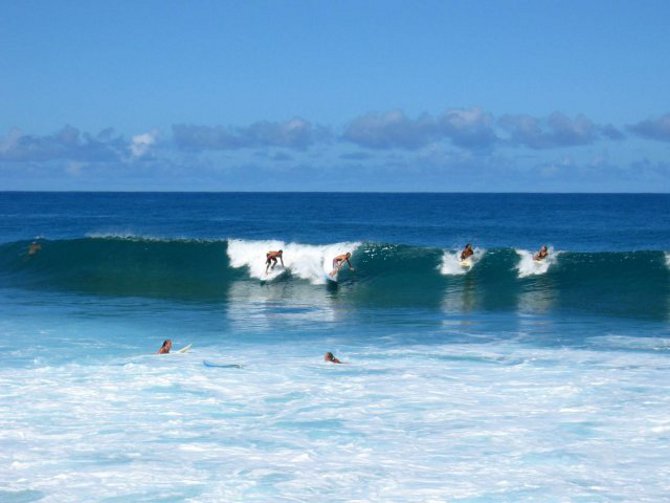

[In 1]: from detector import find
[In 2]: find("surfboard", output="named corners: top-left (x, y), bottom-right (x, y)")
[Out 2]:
top-left (459, 258), bottom-right (473, 269)
top-left (203, 360), bottom-right (242, 368)
top-left (325, 269), bottom-right (339, 283)
top-left (261, 266), bottom-right (286, 283)
top-left (176, 344), bottom-right (192, 353)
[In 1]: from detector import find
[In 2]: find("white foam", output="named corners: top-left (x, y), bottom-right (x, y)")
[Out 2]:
top-left (227, 239), bottom-right (361, 284)
top-left (515, 247), bottom-right (557, 278)
top-left (439, 247), bottom-right (485, 275)
top-left (3, 340), bottom-right (670, 501)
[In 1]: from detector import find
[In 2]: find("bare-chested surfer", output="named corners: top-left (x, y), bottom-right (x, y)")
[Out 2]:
top-left (28, 241), bottom-right (42, 256)
top-left (534, 245), bottom-right (549, 261)
top-left (460, 244), bottom-right (474, 261)
top-left (324, 352), bottom-right (343, 364)
top-left (332, 252), bottom-right (354, 274)
top-left (265, 250), bottom-right (284, 273)
top-left (157, 339), bottom-right (172, 354)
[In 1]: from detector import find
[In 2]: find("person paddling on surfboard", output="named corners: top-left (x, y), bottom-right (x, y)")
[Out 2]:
top-left (324, 352), bottom-right (343, 364)
top-left (157, 339), bottom-right (172, 354)
top-left (533, 245), bottom-right (549, 261)
top-left (332, 252), bottom-right (354, 275)
top-left (28, 241), bottom-right (42, 256)
top-left (265, 250), bottom-right (284, 273)
top-left (460, 244), bottom-right (474, 261)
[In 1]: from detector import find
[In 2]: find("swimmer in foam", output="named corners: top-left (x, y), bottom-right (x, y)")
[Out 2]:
top-left (533, 245), bottom-right (549, 261)
top-left (460, 243), bottom-right (474, 261)
top-left (265, 250), bottom-right (284, 273)
top-left (332, 252), bottom-right (355, 274)
top-left (324, 352), bottom-right (343, 364)
top-left (157, 339), bottom-right (172, 354)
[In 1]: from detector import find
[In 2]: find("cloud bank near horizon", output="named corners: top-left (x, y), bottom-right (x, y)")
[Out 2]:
top-left (0, 108), bottom-right (668, 192)
top-left (172, 119), bottom-right (330, 151)
top-left (627, 114), bottom-right (670, 143)
top-left (1, 108), bottom-right (662, 164)
top-left (0, 126), bottom-right (127, 163)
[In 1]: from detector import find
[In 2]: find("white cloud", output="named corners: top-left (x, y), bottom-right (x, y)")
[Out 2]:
top-left (130, 130), bottom-right (159, 158)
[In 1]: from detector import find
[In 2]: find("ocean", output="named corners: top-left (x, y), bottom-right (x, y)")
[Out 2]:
top-left (1, 192), bottom-right (669, 502)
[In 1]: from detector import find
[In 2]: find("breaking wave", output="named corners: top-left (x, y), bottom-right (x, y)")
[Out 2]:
top-left (1, 237), bottom-right (668, 319)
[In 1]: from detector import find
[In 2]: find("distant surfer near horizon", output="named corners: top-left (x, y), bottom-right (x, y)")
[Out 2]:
top-left (534, 245), bottom-right (549, 261)
top-left (265, 250), bottom-right (284, 273)
top-left (157, 339), bottom-right (172, 354)
top-left (28, 241), bottom-right (42, 256)
top-left (460, 243), bottom-right (474, 261)
top-left (331, 252), bottom-right (354, 276)
top-left (324, 352), bottom-right (343, 364)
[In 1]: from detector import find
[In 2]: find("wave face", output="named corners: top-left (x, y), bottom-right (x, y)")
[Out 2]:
top-left (1, 238), bottom-right (668, 318)
top-left (0, 237), bottom-right (237, 299)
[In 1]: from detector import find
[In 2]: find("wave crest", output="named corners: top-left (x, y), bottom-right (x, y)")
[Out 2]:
top-left (1, 238), bottom-right (668, 319)
top-left (515, 247), bottom-right (557, 278)
top-left (227, 239), bottom-right (361, 284)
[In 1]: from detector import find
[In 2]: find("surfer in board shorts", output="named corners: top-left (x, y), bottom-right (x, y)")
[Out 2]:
top-left (265, 250), bottom-right (284, 273)
top-left (534, 245), bottom-right (549, 261)
top-left (460, 244), bottom-right (474, 261)
top-left (332, 252), bottom-right (354, 273)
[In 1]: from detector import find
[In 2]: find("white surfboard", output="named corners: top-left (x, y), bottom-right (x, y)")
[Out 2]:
top-left (176, 344), bottom-right (192, 353)
top-left (325, 269), bottom-right (339, 283)
top-left (459, 258), bottom-right (473, 269)
top-left (261, 266), bottom-right (286, 283)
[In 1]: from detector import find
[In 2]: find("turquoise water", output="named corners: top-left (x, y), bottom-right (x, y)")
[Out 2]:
top-left (0, 192), bottom-right (669, 501)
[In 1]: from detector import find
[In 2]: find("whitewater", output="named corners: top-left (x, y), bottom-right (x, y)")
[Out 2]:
top-left (0, 192), bottom-right (669, 502)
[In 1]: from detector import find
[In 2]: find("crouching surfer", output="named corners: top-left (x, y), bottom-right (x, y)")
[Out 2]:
top-left (534, 245), bottom-right (549, 261)
top-left (460, 243), bottom-right (474, 261)
top-left (265, 250), bottom-right (284, 273)
top-left (331, 252), bottom-right (354, 276)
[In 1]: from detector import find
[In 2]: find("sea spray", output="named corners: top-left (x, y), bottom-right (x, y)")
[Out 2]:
top-left (439, 247), bottom-right (486, 275)
top-left (515, 247), bottom-right (557, 277)
top-left (227, 239), bottom-right (361, 284)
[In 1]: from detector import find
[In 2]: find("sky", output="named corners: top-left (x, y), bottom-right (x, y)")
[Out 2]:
top-left (1, 0), bottom-right (669, 192)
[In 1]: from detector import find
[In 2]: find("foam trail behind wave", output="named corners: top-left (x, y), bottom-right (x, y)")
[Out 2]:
top-left (439, 247), bottom-right (485, 276)
top-left (227, 239), bottom-right (361, 284)
top-left (516, 247), bottom-right (557, 278)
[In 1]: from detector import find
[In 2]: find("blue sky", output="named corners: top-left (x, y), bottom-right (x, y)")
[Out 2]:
top-left (1, 0), bottom-right (669, 191)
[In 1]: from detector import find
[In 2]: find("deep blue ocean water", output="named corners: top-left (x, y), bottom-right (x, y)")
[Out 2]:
top-left (0, 192), bottom-right (669, 502)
